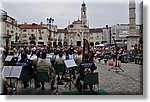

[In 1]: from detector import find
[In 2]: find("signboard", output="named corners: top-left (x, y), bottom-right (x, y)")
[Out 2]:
top-left (119, 31), bottom-right (129, 37)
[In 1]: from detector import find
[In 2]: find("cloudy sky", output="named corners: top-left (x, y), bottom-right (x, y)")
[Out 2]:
top-left (0, 0), bottom-right (142, 28)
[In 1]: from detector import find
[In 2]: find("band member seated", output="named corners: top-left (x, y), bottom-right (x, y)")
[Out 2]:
top-left (19, 50), bottom-right (28, 63)
top-left (37, 52), bottom-right (56, 90)
top-left (33, 51), bottom-right (41, 88)
top-left (19, 50), bottom-right (33, 88)
top-left (54, 53), bottom-right (65, 81)
top-left (49, 50), bottom-right (55, 68)
top-left (76, 54), bottom-right (97, 91)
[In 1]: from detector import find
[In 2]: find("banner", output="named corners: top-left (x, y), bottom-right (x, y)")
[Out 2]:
top-left (82, 39), bottom-right (89, 61)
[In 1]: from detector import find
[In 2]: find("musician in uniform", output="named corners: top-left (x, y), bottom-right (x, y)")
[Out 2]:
top-left (76, 54), bottom-right (97, 91)
top-left (54, 53), bottom-right (65, 81)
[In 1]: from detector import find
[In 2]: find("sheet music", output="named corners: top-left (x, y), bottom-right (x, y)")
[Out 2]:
top-left (56, 55), bottom-right (59, 60)
top-left (2, 66), bottom-right (12, 77)
top-left (30, 54), bottom-right (37, 60)
top-left (62, 55), bottom-right (66, 60)
top-left (27, 54), bottom-right (31, 59)
top-left (73, 54), bottom-right (77, 60)
top-left (46, 54), bottom-right (52, 58)
top-left (2, 66), bottom-right (22, 78)
top-left (11, 66), bottom-right (22, 78)
top-left (69, 54), bottom-right (73, 59)
top-left (14, 53), bottom-right (19, 57)
top-left (64, 59), bottom-right (77, 68)
top-left (5, 55), bottom-right (13, 61)
top-left (18, 54), bottom-right (21, 61)
top-left (16, 62), bottom-right (26, 66)
top-left (46, 54), bottom-right (53, 60)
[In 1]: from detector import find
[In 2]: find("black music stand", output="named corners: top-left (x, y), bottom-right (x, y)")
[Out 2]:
top-left (108, 37), bottom-right (124, 72)
top-left (2, 66), bottom-right (23, 91)
top-left (64, 67), bottom-right (76, 90)
top-left (64, 59), bottom-right (76, 90)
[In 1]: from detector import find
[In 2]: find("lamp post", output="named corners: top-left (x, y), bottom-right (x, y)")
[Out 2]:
top-left (46, 17), bottom-right (54, 46)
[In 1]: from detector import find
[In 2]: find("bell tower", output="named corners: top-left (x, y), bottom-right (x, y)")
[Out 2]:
top-left (81, 1), bottom-right (87, 26)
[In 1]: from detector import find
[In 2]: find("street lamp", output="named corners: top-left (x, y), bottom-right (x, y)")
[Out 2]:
top-left (46, 17), bottom-right (54, 45)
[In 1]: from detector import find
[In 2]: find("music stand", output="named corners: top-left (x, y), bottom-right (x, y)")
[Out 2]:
top-left (5, 55), bottom-right (14, 65)
top-left (5, 55), bottom-right (13, 62)
top-left (30, 55), bottom-right (37, 60)
top-left (2, 66), bottom-right (23, 91)
top-left (64, 59), bottom-right (77, 90)
top-left (108, 37), bottom-right (124, 72)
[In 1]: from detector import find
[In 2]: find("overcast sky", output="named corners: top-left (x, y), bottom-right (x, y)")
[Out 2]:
top-left (0, 0), bottom-right (142, 28)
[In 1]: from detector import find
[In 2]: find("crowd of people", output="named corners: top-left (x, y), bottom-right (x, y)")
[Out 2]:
top-left (0, 45), bottom-right (95, 94)
top-left (95, 44), bottom-right (143, 64)
top-left (0, 44), bottom-right (143, 94)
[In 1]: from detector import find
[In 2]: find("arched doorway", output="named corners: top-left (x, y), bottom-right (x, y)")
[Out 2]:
top-left (53, 42), bottom-right (57, 47)
top-left (95, 42), bottom-right (100, 45)
top-left (63, 42), bottom-right (68, 46)
top-left (58, 42), bottom-right (62, 47)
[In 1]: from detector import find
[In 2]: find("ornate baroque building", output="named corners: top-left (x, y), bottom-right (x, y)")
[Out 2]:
top-left (67, 1), bottom-right (89, 46)
top-left (1, 1), bottom-right (103, 47)
top-left (66, 1), bottom-right (103, 47)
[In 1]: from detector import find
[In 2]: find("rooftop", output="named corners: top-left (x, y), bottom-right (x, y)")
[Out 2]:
top-left (57, 29), bottom-right (68, 33)
top-left (89, 28), bottom-right (103, 33)
top-left (19, 23), bottom-right (47, 29)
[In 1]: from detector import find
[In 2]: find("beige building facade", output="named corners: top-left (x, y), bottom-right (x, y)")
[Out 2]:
top-left (89, 28), bottom-right (103, 46)
top-left (0, 10), bottom-right (20, 47)
top-left (19, 23), bottom-right (49, 46)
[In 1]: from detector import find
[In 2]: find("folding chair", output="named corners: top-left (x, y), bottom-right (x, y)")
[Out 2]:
top-left (55, 64), bottom-right (65, 78)
top-left (36, 69), bottom-right (52, 90)
top-left (20, 70), bottom-right (32, 88)
top-left (55, 64), bottom-right (65, 94)
top-left (80, 72), bottom-right (99, 93)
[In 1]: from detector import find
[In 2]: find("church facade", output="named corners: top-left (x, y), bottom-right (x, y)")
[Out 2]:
top-left (65, 1), bottom-right (102, 47)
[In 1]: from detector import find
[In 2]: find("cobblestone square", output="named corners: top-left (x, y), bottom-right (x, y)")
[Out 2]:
top-left (11, 59), bottom-right (142, 95)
